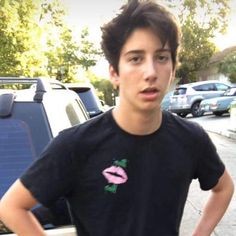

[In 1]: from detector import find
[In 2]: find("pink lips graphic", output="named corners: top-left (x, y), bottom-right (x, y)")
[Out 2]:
top-left (102, 166), bottom-right (128, 184)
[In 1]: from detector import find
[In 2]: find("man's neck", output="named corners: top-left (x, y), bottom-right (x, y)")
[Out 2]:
top-left (112, 106), bottom-right (162, 135)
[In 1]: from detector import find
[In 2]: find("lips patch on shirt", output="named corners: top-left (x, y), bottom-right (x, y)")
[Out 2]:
top-left (102, 159), bottom-right (128, 193)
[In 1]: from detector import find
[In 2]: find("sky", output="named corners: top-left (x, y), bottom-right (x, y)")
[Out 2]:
top-left (61, 0), bottom-right (236, 77)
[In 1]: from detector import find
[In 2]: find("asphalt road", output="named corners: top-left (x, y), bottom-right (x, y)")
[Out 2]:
top-left (180, 114), bottom-right (236, 236)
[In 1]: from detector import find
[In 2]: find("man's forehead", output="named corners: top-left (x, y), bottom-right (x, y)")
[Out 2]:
top-left (122, 27), bottom-right (170, 48)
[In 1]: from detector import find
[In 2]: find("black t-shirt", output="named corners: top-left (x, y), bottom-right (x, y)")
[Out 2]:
top-left (21, 110), bottom-right (225, 236)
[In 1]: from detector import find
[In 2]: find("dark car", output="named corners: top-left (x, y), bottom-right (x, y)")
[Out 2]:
top-left (65, 82), bottom-right (105, 118)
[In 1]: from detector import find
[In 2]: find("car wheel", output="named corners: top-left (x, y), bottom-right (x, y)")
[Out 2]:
top-left (191, 102), bottom-right (204, 117)
top-left (177, 112), bottom-right (188, 118)
top-left (213, 111), bottom-right (224, 116)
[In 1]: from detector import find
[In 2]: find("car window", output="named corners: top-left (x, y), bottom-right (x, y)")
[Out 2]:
top-left (67, 86), bottom-right (104, 117)
top-left (77, 89), bottom-right (98, 110)
top-left (65, 99), bottom-right (88, 126)
top-left (215, 83), bottom-right (230, 91)
top-left (44, 97), bottom-right (88, 137)
top-left (193, 83), bottom-right (216, 91)
top-left (224, 88), bottom-right (236, 96)
top-left (0, 119), bottom-right (36, 198)
top-left (12, 102), bottom-right (52, 156)
top-left (77, 88), bottom-right (103, 113)
top-left (174, 88), bottom-right (187, 95)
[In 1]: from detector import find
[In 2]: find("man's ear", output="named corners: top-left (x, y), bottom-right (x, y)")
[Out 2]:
top-left (109, 65), bottom-right (120, 89)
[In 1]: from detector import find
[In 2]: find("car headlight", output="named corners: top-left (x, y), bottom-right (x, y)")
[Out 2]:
top-left (210, 103), bottom-right (218, 110)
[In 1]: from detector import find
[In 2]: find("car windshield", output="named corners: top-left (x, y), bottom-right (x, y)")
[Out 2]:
top-left (78, 88), bottom-right (99, 111)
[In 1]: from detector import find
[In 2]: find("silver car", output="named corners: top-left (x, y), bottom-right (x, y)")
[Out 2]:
top-left (169, 80), bottom-right (231, 117)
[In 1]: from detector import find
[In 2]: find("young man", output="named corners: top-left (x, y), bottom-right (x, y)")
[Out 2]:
top-left (0, 1), bottom-right (234, 235)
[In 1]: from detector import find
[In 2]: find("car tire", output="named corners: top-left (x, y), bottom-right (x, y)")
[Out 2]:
top-left (177, 112), bottom-right (188, 118)
top-left (213, 111), bottom-right (224, 116)
top-left (191, 102), bottom-right (204, 117)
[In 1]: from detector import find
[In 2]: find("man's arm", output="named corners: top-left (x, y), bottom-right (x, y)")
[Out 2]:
top-left (0, 179), bottom-right (47, 236)
top-left (192, 169), bottom-right (234, 236)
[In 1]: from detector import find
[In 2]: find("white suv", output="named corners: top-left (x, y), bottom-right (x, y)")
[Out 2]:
top-left (0, 77), bottom-right (88, 234)
top-left (169, 80), bottom-right (231, 117)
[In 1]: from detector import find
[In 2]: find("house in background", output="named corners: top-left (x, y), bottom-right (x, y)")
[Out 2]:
top-left (197, 46), bottom-right (236, 83)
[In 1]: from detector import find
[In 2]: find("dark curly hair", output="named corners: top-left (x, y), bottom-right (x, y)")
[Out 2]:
top-left (101, 0), bottom-right (180, 74)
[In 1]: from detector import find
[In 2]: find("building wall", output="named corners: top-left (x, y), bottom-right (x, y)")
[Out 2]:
top-left (197, 46), bottom-right (236, 83)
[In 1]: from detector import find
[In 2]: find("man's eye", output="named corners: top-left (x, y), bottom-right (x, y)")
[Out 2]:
top-left (129, 56), bottom-right (142, 64)
top-left (156, 55), bottom-right (170, 63)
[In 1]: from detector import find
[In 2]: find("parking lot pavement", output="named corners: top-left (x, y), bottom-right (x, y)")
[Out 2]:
top-left (187, 113), bottom-right (236, 140)
top-left (181, 179), bottom-right (236, 236)
top-left (204, 117), bottom-right (236, 141)
top-left (180, 119), bottom-right (236, 236)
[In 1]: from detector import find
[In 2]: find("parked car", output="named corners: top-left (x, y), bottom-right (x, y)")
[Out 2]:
top-left (161, 90), bottom-right (174, 111)
top-left (200, 87), bottom-right (236, 116)
top-left (0, 77), bottom-right (88, 234)
top-left (169, 80), bottom-right (231, 117)
top-left (65, 82), bottom-right (105, 118)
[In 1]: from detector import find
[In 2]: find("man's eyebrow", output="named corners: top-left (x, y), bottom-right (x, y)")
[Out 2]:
top-left (124, 50), bottom-right (144, 56)
top-left (156, 48), bottom-right (171, 53)
top-left (124, 48), bottom-right (171, 56)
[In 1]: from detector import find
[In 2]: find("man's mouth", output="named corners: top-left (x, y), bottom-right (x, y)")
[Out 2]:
top-left (141, 86), bottom-right (160, 93)
top-left (140, 87), bottom-right (160, 100)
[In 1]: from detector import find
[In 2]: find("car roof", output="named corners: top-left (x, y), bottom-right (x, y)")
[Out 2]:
top-left (64, 82), bottom-right (93, 89)
top-left (9, 88), bottom-right (78, 101)
top-left (0, 77), bottom-right (70, 100)
top-left (176, 80), bottom-right (231, 88)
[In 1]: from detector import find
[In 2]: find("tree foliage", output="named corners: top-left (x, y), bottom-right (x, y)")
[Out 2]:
top-left (218, 52), bottom-right (236, 83)
top-left (164, 0), bottom-right (230, 83)
top-left (38, 0), bottom-right (101, 82)
top-left (0, 0), bottom-right (100, 80)
top-left (0, 0), bottom-right (46, 76)
top-left (87, 71), bottom-right (118, 106)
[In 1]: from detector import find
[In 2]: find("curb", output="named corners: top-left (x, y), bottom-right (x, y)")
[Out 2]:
top-left (221, 129), bottom-right (236, 140)
top-left (206, 128), bottom-right (236, 141)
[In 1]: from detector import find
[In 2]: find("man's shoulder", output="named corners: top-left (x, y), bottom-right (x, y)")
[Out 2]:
top-left (163, 111), bottom-right (205, 138)
top-left (58, 110), bottom-right (113, 143)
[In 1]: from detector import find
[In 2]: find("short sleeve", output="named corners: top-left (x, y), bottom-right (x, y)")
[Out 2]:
top-left (20, 130), bottom-right (76, 207)
top-left (195, 129), bottom-right (225, 190)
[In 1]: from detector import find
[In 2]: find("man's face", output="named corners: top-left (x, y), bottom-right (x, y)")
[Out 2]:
top-left (110, 27), bottom-right (175, 113)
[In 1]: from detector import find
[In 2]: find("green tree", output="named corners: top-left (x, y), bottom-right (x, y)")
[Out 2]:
top-left (40, 1), bottom-right (101, 82)
top-left (218, 52), bottom-right (236, 83)
top-left (78, 28), bottom-right (102, 71)
top-left (45, 26), bottom-right (80, 81)
top-left (87, 71), bottom-right (117, 106)
top-left (45, 26), bottom-right (101, 82)
top-left (40, 0), bottom-right (65, 27)
top-left (0, 0), bottom-right (101, 79)
top-left (164, 0), bottom-right (230, 83)
top-left (0, 0), bottom-right (47, 77)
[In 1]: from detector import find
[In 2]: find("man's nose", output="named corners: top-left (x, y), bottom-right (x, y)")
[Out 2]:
top-left (144, 60), bottom-right (157, 82)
